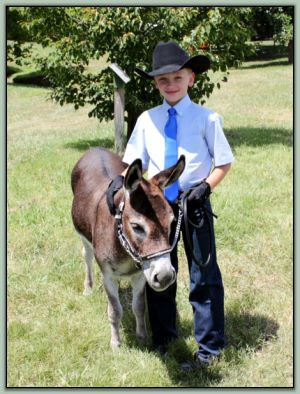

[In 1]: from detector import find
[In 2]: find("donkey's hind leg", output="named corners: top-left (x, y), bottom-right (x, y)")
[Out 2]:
top-left (80, 236), bottom-right (94, 296)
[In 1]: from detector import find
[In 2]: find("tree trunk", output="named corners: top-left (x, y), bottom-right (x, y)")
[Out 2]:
top-left (288, 39), bottom-right (293, 64)
top-left (114, 87), bottom-right (125, 154)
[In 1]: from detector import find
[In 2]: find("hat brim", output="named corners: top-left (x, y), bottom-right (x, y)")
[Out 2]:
top-left (135, 55), bottom-right (210, 79)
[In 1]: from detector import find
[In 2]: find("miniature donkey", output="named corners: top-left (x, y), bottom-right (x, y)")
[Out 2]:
top-left (71, 147), bottom-right (185, 348)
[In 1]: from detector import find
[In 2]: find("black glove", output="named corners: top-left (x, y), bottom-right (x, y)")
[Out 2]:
top-left (187, 181), bottom-right (211, 206)
top-left (106, 175), bottom-right (124, 215)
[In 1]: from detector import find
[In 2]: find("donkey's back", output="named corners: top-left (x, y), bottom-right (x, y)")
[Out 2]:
top-left (71, 148), bottom-right (127, 243)
top-left (71, 147), bottom-right (126, 195)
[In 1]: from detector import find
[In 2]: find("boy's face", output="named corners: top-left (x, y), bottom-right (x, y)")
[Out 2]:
top-left (154, 68), bottom-right (195, 106)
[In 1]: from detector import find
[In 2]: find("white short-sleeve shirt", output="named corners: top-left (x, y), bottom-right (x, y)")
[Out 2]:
top-left (123, 94), bottom-right (234, 192)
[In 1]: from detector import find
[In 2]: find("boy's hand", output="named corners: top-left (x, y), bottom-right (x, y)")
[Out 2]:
top-left (106, 175), bottom-right (124, 215)
top-left (188, 181), bottom-right (211, 205)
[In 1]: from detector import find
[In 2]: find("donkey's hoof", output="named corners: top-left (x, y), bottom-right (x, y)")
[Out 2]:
top-left (110, 340), bottom-right (121, 350)
top-left (83, 287), bottom-right (93, 296)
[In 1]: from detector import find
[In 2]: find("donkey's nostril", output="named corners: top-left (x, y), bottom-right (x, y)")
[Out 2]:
top-left (150, 268), bottom-right (176, 291)
top-left (153, 274), bottom-right (159, 284)
top-left (152, 271), bottom-right (173, 288)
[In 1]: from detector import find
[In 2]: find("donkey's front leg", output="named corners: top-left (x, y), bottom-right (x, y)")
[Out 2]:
top-left (102, 272), bottom-right (123, 349)
top-left (81, 236), bottom-right (94, 296)
top-left (131, 273), bottom-right (147, 346)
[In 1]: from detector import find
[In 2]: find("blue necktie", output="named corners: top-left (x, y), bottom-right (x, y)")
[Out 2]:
top-left (164, 107), bottom-right (179, 202)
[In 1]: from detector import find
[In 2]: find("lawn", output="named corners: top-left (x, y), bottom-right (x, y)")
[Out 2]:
top-left (7, 52), bottom-right (293, 387)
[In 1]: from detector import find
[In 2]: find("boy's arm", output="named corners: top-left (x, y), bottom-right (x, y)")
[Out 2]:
top-left (206, 163), bottom-right (231, 191)
top-left (188, 163), bottom-right (231, 205)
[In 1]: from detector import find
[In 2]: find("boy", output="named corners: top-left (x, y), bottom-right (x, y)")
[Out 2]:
top-left (108, 41), bottom-right (234, 366)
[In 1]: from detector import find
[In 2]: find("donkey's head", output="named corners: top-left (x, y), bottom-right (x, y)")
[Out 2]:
top-left (121, 156), bottom-right (185, 292)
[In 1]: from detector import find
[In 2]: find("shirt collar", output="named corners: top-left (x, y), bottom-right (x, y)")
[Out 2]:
top-left (162, 94), bottom-right (191, 116)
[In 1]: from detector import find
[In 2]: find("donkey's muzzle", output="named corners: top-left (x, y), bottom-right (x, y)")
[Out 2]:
top-left (148, 255), bottom-right (176, 292)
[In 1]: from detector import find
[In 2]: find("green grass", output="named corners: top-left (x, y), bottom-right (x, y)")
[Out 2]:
top-left (7, 53), bottom-right (293, 387)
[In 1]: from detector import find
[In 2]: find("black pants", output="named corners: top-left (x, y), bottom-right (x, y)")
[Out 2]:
top-left (146, 200), bottom-right (225, 356)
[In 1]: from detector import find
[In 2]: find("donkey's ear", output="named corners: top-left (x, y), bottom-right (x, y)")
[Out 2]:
top-left (124, 159), bottom-right (143, 192)
top-left (151, 155), bottom-right (185, 190)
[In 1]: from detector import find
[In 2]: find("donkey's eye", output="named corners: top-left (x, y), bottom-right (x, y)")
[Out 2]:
top-left (131, 222), bottom-right (146, 236)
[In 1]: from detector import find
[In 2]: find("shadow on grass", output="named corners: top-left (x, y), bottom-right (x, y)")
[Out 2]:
top-left (64, 127), bottom-right (292, 158)
top-left (7, 81), bottom-right (51, 90)
top-left (119, 286), bottom-right (279, 387)
top-left (242, 59), bottom-right (290, 69)
top-left (225, 310), bottom-right (279, 351)
top-left (225, 127), bottom-right (292, 151)
top-left (64, 137), bottom-right (114, 151)
top-left (158, 312), bottom-right (278, 387)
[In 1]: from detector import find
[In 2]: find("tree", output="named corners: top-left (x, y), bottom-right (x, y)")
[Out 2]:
top-left (7, 7), bottom-right (32, 64)
top-left (272, 7), bottom-right (293, 63)
top-left (17, 7), bottom-right (254, 150)
top-left (250, 6), bottom-right (293, 63)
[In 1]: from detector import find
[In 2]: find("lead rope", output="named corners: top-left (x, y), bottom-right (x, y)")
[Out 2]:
top-left (180, 191), bottom-right (217, 268)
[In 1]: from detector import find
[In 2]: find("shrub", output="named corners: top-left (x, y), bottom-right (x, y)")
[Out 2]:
top-left (7, 65), bottom-right (22, 77)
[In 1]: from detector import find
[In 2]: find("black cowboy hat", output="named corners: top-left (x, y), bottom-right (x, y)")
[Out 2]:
top-left (135, 41), bottom-right (210, 79)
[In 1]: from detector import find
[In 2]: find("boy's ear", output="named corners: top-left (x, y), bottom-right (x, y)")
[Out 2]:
top-left (188, 71), bottom-right (195, 87)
